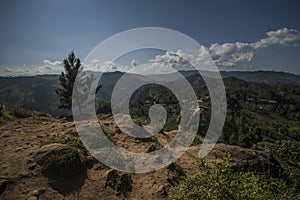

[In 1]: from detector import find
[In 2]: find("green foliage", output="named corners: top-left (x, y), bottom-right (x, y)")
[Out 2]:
top-left (127, 76), bottom-right (300, 151)
top-left (100, 124), bottom-right (115, 143)
top-left (0, 102), bottom-right (35, 122)
top-left (96, 100), bottom-right (111, 114)
top-left (129, 84), bottom-right (180, 131)
top-left (55, 51), bottom-right (101, 113)
top-left (168, 154), bottom-right (299, 200)
top-left (192, 134), bottom-right (203, 145)
top-left (168, 162), bottom-right (186, 178)
top-left (254, 140), bottom-right (300, 190)
top-left (9, 106), bottom-right (32, 118)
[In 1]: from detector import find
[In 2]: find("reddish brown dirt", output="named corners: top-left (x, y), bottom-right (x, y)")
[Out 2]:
top-left (0, 116), bottom-right (201, 200)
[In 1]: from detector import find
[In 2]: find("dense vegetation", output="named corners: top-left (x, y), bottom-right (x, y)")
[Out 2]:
top-left (169, 154), bottom-right (299, 200)
top-left (125, 73), bottom-right (300, 194)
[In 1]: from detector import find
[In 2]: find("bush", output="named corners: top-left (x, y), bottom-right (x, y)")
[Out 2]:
top-left (168, 154), bottom-right (299, 200)
top-left (10, 106), bottom-right (32, 118)
top-left (0, 103), bottom-right (5, 117)
top-left (0, 103), bottom-right (6, 123)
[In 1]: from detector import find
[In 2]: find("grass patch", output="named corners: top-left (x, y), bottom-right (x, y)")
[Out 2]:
top-left (100, 124), bottom-right (116, 143)
top-left (42, 135), bottom-right (88, 155)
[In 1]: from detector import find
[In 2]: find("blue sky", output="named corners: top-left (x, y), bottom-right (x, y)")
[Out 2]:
top-left (0, 0), bottom-right (300, 75)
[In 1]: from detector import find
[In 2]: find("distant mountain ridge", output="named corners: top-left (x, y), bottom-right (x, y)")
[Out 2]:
top-left (0, 70), bottom-right (299, 115)
top-left (220, 70), bottom-right (300, 86)
top-left (2, 70), bottom-right (300, 85)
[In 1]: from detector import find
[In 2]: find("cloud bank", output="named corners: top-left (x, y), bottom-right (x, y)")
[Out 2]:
top-left (0, 60), bottom-right (63, 76)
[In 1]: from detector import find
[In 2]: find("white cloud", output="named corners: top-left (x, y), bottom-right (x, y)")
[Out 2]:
top-left (4, 67), bottom-right (13, 72)
top-left (208, 27), bottom-right (300, 67)
top-left (83, 59), bottom-right (131, 73)
top-left (254, 28), bottom-right (300, 48)
top-left (150, 51), bottom-right (193, 70)
top-left (0, 59), bottom-right (63, 76)
top-left (43, 59), bottom-right (62, 66)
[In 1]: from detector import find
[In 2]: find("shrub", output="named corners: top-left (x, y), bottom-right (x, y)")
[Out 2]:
top-left (168, 154), bottom-right (299, 200)
top-left (0, 103), bottom-right (6, 123)
top-left (10, 106), bottom-right (32, 118)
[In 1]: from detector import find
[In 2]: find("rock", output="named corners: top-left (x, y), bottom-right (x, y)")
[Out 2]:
top-left (30, 190), bottom-right (39, 196)
top-left (147, 144), bottom-right (157, 152)
top-left (85, 155), bottom-right (100, 169)
top-left (33, 143), bottom-right (85, 179)
top-left (0, 179), bottom-right (8, 195)
top-left (104, 169), bottom-right (119, 189)
top-left (116, 173), bottom-right (132, 196)
top-left (33, 143), bottom-right (71, 165)
top-left (29, 189), bottom-right (45, 197)
top-left (104, 169), bottom-right (132, 197)
top-left (93, 162), bottom-right (106, 170)
top-left (27, 196), bottom-right (38, 200)
top-left (158, 185), bottom-right (168, 197)
top-left (205, 144), bottom-right (282, 176)
top-left (28, 164), bottom-right (37, 170)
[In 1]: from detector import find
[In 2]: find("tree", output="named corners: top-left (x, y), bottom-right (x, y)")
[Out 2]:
top-left (55, 51), bottom-right (101, 114)
top-left (55, 51), bottom-right (82, 110)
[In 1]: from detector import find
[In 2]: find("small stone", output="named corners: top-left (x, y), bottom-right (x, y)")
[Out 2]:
top-left (93, 163), bottom-right (106, 170)
top-left (29, 189), bottom-right (45, 197)
top-left (30, 190), bottom-right (39, 196)
top-left (28, 164), bottom-right (37, 170)
top-left (158, 185), bottom-right (168, 197)
top-left (27, 196), bottom-right (38, 200)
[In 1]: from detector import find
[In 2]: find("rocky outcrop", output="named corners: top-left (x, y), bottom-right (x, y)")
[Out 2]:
top-left (205, 143), bottom-right (282, 176)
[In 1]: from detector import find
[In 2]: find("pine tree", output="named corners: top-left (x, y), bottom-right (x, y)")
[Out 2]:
top-left (56, 51), bottom-right (101, 115)
top-left (55, 51), bottom-right (82, 110)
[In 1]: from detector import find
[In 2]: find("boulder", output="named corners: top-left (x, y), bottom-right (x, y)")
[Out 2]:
top-left (33, 143), bottom-right (85, 179)
top-left (33, 143), bottom-right (72, 165)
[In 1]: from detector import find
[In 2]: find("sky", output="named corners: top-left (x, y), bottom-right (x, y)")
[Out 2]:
top-left (0, 0), bottom-right (300, 75)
